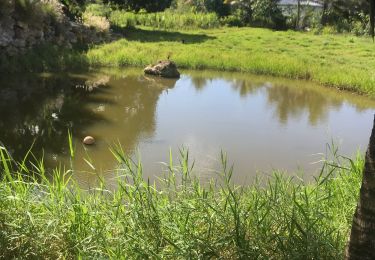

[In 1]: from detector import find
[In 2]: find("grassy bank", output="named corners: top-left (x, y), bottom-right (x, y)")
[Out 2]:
top-left (0, 144), bottom-right (363, 259)
top-left (0, 44), bottom-right (88, 73)
top-left (2, 27), bottom-right (374, 96)
top-left (87, 27), bottom-right (375, 96)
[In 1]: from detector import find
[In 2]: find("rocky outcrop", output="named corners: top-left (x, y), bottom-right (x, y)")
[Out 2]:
top-left (0, 0), bottom-right (107, 57)
top-left (144, 60), bottom-right (180, 78)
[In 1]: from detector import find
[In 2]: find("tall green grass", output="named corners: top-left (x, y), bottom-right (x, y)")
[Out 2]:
top-left (87, 27), bottom-right (375, 96)
top-left (0, 140), bottom-right (362, 258)
top-left (109, 10), bottom-right (220, 30)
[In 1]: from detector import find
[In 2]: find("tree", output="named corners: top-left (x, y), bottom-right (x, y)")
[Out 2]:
top-left (318, 0), bottom-right (370, 32)
top-left (345, 3), bottom-right (375, 259)
top-left (320, 0), bottom-right (329, 25)
top-left (60, 0), bottom-right (86, 18)
top-left (296, 0), bottom-right (301, 29)
top-left (251, 0), bottom-right (286, 29)
top-left (345, 114), bottom-right (375, 259)
top-left (105, 0), bottom-right (172, 12)
top-left (370, 0), bottom-right (375, 39)
top-left (204, 0), bottom-right (230, 16)
top-left (172, 0), bottom-right (230, 16)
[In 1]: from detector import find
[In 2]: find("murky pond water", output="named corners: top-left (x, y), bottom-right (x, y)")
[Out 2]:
top-left (1, 68), bottom-right (375, 186)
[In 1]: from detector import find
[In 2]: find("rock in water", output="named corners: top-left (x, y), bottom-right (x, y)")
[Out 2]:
top-left (83, 136), bottom-right (95, 145)
top-left (144, 60), bottom-right (180, 78)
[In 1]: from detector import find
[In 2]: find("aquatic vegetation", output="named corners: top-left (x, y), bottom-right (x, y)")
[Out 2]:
top-left (0, 143), bottom-right (363, 258)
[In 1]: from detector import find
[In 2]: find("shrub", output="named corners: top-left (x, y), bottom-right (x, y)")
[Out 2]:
top-left (84, 3), bottom-right (112, 18)
top-left (109, 10), bottom-right (137, 28)
top-left (1, 0), bottom-right (58, 25)
top-left (321, 26), bottom-right (337, 35)
top-left (109, 10), bottom-right (220, 30)
top-left (83, 12), bottom-right (110, 33)
top-left (221, 14), bottom-right (245, 27)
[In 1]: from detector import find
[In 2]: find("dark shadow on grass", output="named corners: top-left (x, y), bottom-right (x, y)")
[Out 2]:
top-left (112, 26), bottom-right (216, 44)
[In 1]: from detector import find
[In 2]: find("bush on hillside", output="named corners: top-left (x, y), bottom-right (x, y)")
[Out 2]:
top-left (83, 12), bottom-right (110, 33)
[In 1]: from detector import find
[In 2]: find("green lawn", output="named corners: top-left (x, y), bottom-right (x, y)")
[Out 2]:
top-left (87, 27), bottom-right (375, 96)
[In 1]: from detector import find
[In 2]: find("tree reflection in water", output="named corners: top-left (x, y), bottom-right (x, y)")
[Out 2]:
top-left (265, 84), bottom-right (343, 126)
top-left (0, 73), bottom-right (104, 161)
top-left (187, 72), bottom-right (370, 126)
top-left (0, 71), bottom-right (178, 173)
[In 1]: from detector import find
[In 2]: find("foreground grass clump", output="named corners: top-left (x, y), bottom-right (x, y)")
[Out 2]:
top-left (87, 27), bottom-right (375, 96)
top-left (0, 144), bottom-right (363, 259)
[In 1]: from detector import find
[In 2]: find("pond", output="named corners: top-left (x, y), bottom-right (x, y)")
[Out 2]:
top-left (1, 68), bottom-right (374, 186)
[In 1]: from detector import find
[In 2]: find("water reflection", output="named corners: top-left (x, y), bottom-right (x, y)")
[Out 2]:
top-left (0, 69), bottom-right (374, 186)
top-left (0, 74), bottom-right (104, 160)
top-left (0, 71), bottom-right (177, 167)
top-left (266, 83), bottom-right (342, 125)
top-left (188, 71), bottom-right (372, 125)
